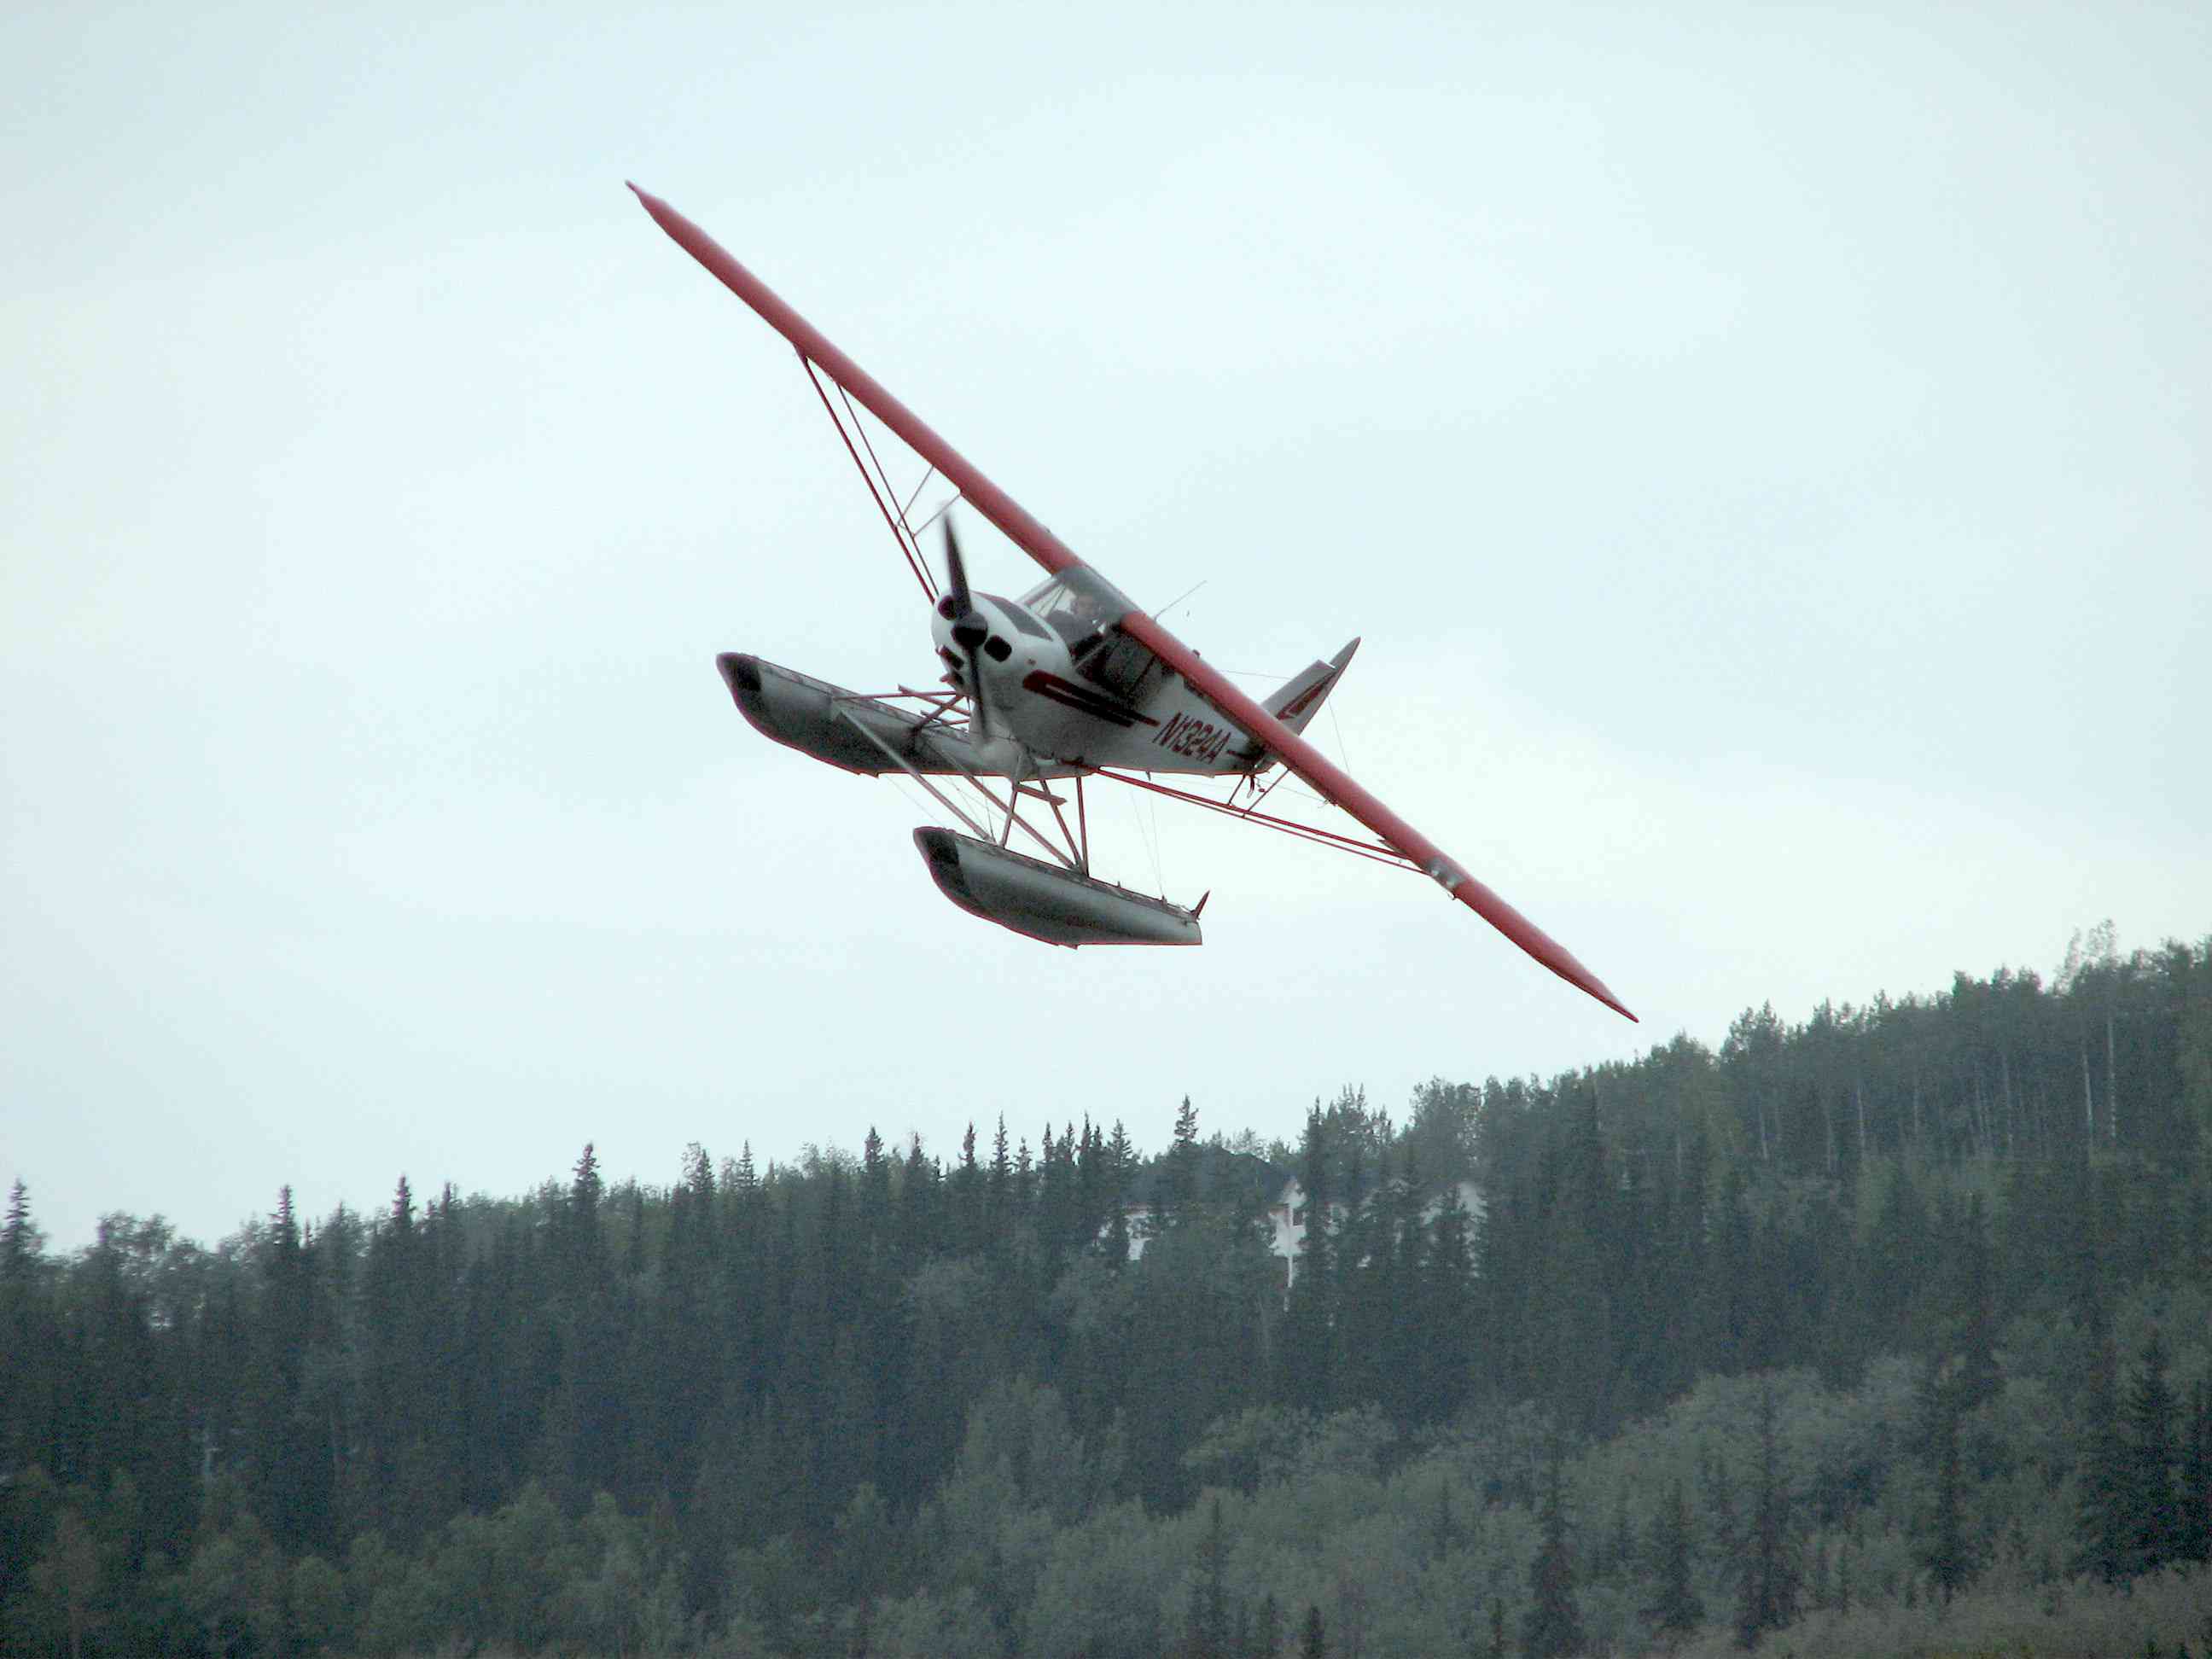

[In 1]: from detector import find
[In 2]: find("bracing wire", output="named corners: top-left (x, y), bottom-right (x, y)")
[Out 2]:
top-left (1146, 786), bottom-right (1167, 899)
top-left (1124, 775), bottom-right (1167, 899)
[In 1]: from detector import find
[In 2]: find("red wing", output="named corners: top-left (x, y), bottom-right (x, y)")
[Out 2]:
top-left (630, 185), bottom-right (1080, 583)
top-left (632, 183), bottom-right (1635, 1021)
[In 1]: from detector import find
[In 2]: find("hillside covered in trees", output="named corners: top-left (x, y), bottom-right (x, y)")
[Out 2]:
top-left (3, 931), bottom-right (2210, 1656)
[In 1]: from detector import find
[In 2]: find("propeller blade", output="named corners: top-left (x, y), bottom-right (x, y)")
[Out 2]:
top-left (941, 518), bottom-right (992, 736)
top-left (943, 519), bottom-right (972, 617)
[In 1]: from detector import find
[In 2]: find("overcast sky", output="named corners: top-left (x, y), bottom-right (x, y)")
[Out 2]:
top-left (5, 2), bottom-right (2206, 1252)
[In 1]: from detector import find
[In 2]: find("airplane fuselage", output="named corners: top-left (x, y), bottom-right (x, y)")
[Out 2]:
top-left (928, 590), bottom-right (1256, 777)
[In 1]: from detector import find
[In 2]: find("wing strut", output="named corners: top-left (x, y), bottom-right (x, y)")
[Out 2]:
top-left (798, 354), bottom-right (937, 602)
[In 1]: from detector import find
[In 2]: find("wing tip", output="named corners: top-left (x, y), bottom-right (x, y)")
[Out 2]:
top-left (1562, 964), bottom-right (1637, 1023)
top-left (1444, 876), bottom-right (1636, 1022)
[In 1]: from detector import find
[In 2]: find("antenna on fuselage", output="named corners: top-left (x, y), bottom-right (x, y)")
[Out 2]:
top-left (1152, 580), bottom-right (1207, 621)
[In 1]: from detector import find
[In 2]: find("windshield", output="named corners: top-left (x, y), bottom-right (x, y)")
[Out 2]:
top-left (1019, 566), bottom-right (1134, 647)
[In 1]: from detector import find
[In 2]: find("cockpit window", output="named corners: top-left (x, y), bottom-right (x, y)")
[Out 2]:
top-left (1019, 568), bottom-right (1133, 646)
top-left (1020, 568), bottom-right (1156, 700)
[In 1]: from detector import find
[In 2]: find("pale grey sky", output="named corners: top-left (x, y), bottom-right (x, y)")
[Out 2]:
top-left (5, 2), bottom-right (2206, 1250)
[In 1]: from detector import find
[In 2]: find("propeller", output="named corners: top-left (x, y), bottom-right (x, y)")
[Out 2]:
top-left (942, 519), bottom-right (993, 736)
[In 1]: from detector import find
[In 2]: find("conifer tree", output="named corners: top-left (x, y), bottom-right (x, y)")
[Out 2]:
top-left (0, 1180), bottom-right (46, 1490)
top-left (1299, 1604), bottom-right (1326, 1659)
top-left (895, 1134), bottom-right (934, 1266)
top-left (1417, 1180), bottom-right (1478, 1423)
top-left (1522, 1453), bottom-right (1585, 1657)
top-left (1921, 1380), bottom-right (1973, 1605)
top-left (1074, 1115), bottom-right (1103, 1237)
top-left (986, 1115), bottom-right (1013, 1249)
top-left (1698, 1446), bottom-right (1738, 1565)
top-left (859, 1127), bottom-right (889, 1260)
top-left (1163, 1095), bottom-right (1202, 1234)
top-left (2078, 1330), bottom-right (2131, 1583)
top-left (1947, 1193), bottom-right (2002, 1410)
top-left (1105, 1120), bottom-right (1134, 1267)
top-left (623, 1183), bottom-right (647, 1279)
top-left (566, 1145), bottom-right (604, 1277)
top-left (1278, 1106), bottom-right (1334, 1411)
top-left (2180, 1377), bottom-right (2212, 1565)
top-left (1734, 1387), bottom-right (1799, 1648)
top-left (1251, 1593), bottom-right (1281, 1659)
top-left (1187, 1492), bottom-right (1231, 1659)
top-left (2118, 1329), bottom-right (2181, 1576)
top-left (30, 1506), bottom-right (99, 1659)
top-left (1644, 1479), bottom-right (1704, 1647)
top-left (253, 1185), bottom-right (333, 1552)
top-left (954, 1123), bottom-right (983, 1254)
top-left (1, 1179), bottom-right (39, 1279)
top-left (1037, 1122), bottom-right (1071, 1265)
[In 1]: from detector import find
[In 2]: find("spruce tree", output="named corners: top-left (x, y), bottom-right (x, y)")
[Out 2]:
top-left (2180, 1377), bottom-right (2212, 1565)
top-left (1417, 1183), bottom-right (1478, 1424)
top-left (1278, 1106), bottom-right (1335, 1412)
top-left (986, 1115), bottom-right (1012, 1248)
top-left (1163, 1096), bottom-right (1201, 1234)
top-left (2118, 1328), bottom-right (2181, 1576)
top-left (1106, 1120), bottom-right (1134, 1267)
top-left (1921, 1381), bottom-right (1973, 1605)
top-left (859, 1128), bottom-right (889, 1253)
top-left (566, 1145), bottom-right (603, 1276)
top-left (2078, 1330), bottom-right (2131, 1583)
top-left (1187, 1492), bottom-right (1231, 1659)
top-left (1252, 1593), bottom-right (1281, 1659)
top-left (1698, 1447), bottom-right (1739, 1564)
top-left (1643, 1479), bottom-right (1704, 1647)
top-left (1734, 1388), bottom-right (1799, 1648)
top-left (1947, 1194), bottom-right (2002, 1410)
top-left (1, 1179), bottom-right (39, 1279)
top-left (1299, 1604), bottom-right (1326, 1659)
top-left (1522, 1455), bottom-right (1585, 1657)
top-left (954, 1122), bottom-right (982, 1254)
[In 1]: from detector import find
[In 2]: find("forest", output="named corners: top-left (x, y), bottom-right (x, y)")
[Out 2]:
top-left (3, 928), bottom-right (2210, 1657)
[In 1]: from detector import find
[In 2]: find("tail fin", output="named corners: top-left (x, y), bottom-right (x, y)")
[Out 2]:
top-left (1232, 638), bottom-right (1359, 771)
top-left (1264, 637), bottom-right (1359, 735)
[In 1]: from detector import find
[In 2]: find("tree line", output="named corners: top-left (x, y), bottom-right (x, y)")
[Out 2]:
top-left (1, 931), bottom-right (2208, 1656)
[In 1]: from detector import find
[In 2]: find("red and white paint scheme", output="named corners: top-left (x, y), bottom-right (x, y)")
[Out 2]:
top-left (633, 184), bottom-right (1634, 1020)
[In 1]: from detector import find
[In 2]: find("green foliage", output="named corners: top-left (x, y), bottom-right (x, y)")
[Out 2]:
top-left (3, 941), bottom-right (2211, 1654)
